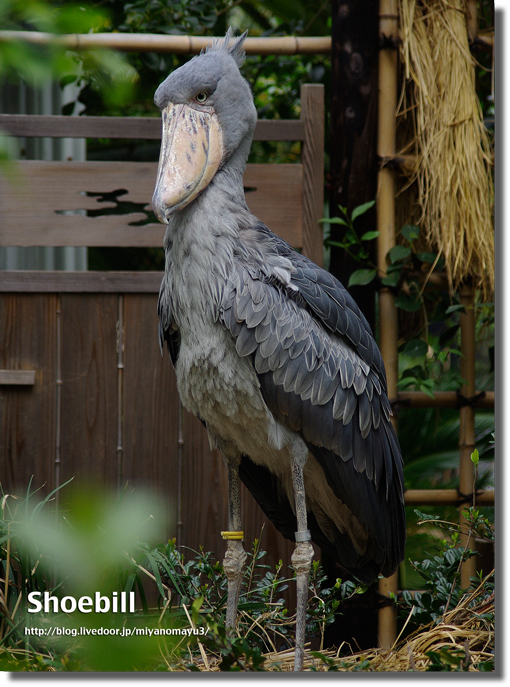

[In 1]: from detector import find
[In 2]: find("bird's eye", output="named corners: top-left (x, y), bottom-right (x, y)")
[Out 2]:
top-left (195, 91), bottom-right (208, 104)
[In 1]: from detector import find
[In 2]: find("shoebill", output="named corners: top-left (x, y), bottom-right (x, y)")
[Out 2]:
top-left (152, 29), bottom-right (406, 672)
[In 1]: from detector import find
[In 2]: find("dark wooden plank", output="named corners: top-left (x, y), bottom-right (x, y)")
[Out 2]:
top-left (244, 164), bottom-right (303, 248)
top-left (59, 294), bottom-right (118, 486)
top-left (0, 114), bottom-right (304, 142)
top-left (300, 84), bottom-right (325, 266)
top-left (0, 271), bottom-right (163, 293)
top-left (0, 370), bottom-right (36, 384)
top-left (254, 120), bottom-right (305, 141)
top-left (0, 115), bottom-right (161, 139)
top-left (121, 294), bottom-right (180, 539)
top-left (0, 160), bottom-right (163, 247)
top-left (179, 410), bottom-right (230, 560)
top-left (0, 294), bottom-right (57, 496)
top-left (0, 161), bottom-right (302, 248)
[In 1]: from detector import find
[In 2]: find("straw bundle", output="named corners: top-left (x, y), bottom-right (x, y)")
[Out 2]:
top-left (396, 0), bottom-right (494, 297)
top-left (188, 573), bottom-right (494, 671)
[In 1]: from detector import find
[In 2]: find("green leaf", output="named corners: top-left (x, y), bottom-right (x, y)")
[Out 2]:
top-left (348, 269), bottom-right (377, 287)
top-left (397, 377), bottom-right (419, 389)
top-left (471, 448), bottom-right (480, 466)
top-left (351, 200), bottom-right (375, 222)
top-left (400, 224), bottom-right (420, 242)
top-left (388, 245), bottom-right (412, 263)
top-left (416, 251), bottom-right (438, 264)
top-left (381, 271), bottom-right (401, 287)
top-left (394, 295), bottom-right (421, 312)
top-left (322, 217), bottom-right (349, 226)
top-left (360, 230), bottom-right (380, 241)
top-left (445, 304), bottom-right (466, 315)
top-left (191, 595), bottom-right (204, 623)
top-left (403, 339), bottom-right (428, 358)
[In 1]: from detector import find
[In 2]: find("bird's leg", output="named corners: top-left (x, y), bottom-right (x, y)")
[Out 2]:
top-left (221, 454), bottom-right (246, 631)
top-left (290, 439), bottom-right (314, 672)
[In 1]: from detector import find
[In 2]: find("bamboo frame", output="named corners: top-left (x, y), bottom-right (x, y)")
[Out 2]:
top-left (377, 0), bottom-right (399, 651)
top-left (0, 29), bottom-right (494, 56)
top-left (0, 31), bottom-right (331, 55)
top-left (396, 390), bottom-right (494, 410)
top-left (405, 489), bottom-right (494, 507)
top-left (459, 285), bottom-right (478, 587)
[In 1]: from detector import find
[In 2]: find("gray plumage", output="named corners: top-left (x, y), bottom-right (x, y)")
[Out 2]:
top-left (154, 30), bottom-right (406, 585)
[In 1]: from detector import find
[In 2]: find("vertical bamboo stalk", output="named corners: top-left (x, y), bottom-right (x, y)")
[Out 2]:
top-left (459, 0), bottom-right (478, 590)
top-left (459, 284), bottom-right (477, 588)
top-left (377, 0), bottom-right (399, 650)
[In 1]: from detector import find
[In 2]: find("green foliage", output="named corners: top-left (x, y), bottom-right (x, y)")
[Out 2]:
top-left (396, 507), bottom-right (494, 634)
top-left (0, 481), bottom-right (172, 671)
top-left (1, 480), bottom-right (368, 671)
top-left (0, 0), bottom-right (137, 107)
top-left (322, 201), bottom-right (378, 287)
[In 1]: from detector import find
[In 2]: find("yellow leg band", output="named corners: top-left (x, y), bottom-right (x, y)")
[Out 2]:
top-left (221, 531), bottom-right (244, 540)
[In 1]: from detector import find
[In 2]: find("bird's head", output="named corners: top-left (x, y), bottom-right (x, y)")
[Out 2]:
top-left (152, 29), bottom-right (257, 224)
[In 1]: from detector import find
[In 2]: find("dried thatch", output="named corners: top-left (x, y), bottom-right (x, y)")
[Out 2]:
top-left (189, 574), bottom-right (494, 672)
top-left (396, 0), bottom-right (494, 297)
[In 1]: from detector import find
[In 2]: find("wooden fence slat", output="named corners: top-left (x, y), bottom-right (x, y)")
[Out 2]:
top-left (0, 162), bottom-right (302, 248)
top-left (0, 115), bottom-right (305, 142)
top-left (0, 369), bottom-right (36, 385)
top-left (59, 294), bottom-right (118, 486)
top-left (0, 271), bottom-right (163, 293)
top-left (300, 84), bottom-right (325, 266)
top-left (179, 412), bottom-right (230, 560)
top-left (0, 294), bottom-right (57, 494)
top-left (122, 294), bottom-right (180, 535)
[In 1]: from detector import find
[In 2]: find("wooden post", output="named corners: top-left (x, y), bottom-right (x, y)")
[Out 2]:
top-left (329, 0), bottom-right (379, 330)
top-left (377, 0), bottom-right (399, 650)
top-left (300, 84), bottom-right (325, 267)
top-left (459, 284), bottom-right (477, 588)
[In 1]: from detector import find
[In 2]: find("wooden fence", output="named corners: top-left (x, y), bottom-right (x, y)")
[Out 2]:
top-left (0, 85), bottom-right (324, 594)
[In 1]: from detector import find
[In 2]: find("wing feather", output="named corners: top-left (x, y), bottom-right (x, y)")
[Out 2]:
top-left (217, 225), bottom-right (405, 580)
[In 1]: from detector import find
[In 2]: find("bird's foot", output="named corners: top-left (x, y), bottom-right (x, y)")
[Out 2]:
top-left (292, 540), bottom-right (314, 672)
top-left (223, 540), bottom-right (247, 630)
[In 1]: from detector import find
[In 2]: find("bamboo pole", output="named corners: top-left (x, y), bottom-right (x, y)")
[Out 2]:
top-left (377, 0), bottom-right (399, 651)
top-left (459, 285), bottom-right (478, 588)
top-left (405, 489), bottom-right (494, 507)
top-left (0, 29), bottom-right (493, 55)
top-left (0, 31), bottom-right (331, 55)
top-left (397, 390), bottom-right (494, 409)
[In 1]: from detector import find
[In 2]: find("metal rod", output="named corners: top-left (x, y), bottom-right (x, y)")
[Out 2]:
top-left (116, 295), bottom-right (124, 492)
top-left (54, 294), bottom-right (62, 507)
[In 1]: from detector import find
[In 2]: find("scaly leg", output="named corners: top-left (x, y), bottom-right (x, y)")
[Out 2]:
top-left (290, 439), bottom-right (314, 672)
top-left (221, 454), bottom-right (246, 630)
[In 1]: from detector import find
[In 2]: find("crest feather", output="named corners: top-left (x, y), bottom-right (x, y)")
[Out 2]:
top-left (205, 27), bottom-right (248, 67)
